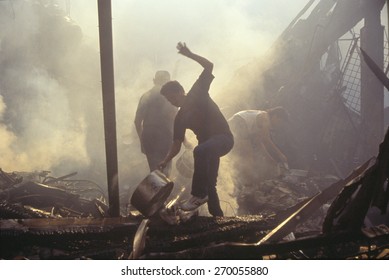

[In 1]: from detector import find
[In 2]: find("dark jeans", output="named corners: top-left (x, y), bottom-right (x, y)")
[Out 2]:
top-left (191, 134), bottom-right (234, 216)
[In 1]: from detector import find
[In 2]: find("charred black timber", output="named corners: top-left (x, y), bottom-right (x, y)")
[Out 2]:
top-left (323, 128), bottom-right (389, 232)
top-left (1, 215), bottom-right (388, 259)
top-left (142, 229), bottom-right (389, 260)
top-left (146, 215), bottom-right (273, 253)
top-left (0, 215), bottom-right (274, 259)
top-left (0, 217), bottom-right (140, 259)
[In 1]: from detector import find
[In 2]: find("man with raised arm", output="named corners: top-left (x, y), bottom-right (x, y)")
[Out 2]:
top-left (158, 42), bottom-right (234, 217)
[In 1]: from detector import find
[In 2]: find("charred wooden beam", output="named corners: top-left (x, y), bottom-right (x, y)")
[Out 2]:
top-left (0, 215), bottom-right (274, 259)
top-left (323, 128), bottom-right (389, 232)
top-left (142, 228), bottom-right (389, 260)
top-left (0, 217), bottom-right (140, 259)
top-left (0, 215), bottom-right (387, 259)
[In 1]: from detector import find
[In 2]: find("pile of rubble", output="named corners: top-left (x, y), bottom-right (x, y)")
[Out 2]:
top-left (0, 169), bottom-right (109, 219)
top-left (234, 171), bottom-right (339, 232)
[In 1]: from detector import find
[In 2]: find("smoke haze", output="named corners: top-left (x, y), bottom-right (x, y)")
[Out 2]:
top-left (4, 0), bottom-right (370, 214)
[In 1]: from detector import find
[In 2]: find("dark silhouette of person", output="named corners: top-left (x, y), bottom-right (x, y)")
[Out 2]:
top-left (134, 71), bottom-right (177, 175)
top-left (158, 42), bottom-right (234, 216)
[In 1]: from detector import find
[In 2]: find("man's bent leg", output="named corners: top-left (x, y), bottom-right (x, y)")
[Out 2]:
top-left (204, 135), bottom-right (233, 216)
top-left (191, 134), bottom-right (233, 201)
top-left (207, 157), bottom-right (223, 216)
top-left (191, 143), bottom-right (209, 198)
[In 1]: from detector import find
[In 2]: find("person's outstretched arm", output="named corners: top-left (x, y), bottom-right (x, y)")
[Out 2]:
top-left (177, 42), bottom-right (213, 73)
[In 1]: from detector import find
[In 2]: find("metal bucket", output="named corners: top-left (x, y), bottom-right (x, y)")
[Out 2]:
top-left (130, 170), bottom-right (174, 217)
top-left (176, 149), bottom-right (194, 178)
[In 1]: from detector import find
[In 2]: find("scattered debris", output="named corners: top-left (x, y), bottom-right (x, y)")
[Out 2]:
top-left (1, 0), bottom-right (389, 260)
top-left (0, 170), bottom-right (109, 219)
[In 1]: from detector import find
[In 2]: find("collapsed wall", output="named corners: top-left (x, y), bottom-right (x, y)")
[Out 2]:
top-left (219, 0), bottom-right (387, 177)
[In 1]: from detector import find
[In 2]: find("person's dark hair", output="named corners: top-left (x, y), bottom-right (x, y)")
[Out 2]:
top-left (160, 80), bottom-right (184, 96)
top-left (154, 70), bottom-right (170, 86)
top-left (267, 106), bottom-right (289, 122)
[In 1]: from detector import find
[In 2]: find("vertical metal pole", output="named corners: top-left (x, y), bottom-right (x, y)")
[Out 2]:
top-left (97, 0), bottom-right (120, 217)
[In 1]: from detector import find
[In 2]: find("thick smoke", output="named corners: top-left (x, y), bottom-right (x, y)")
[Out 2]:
top-left (0, 0), bottom-right (310, 215)
top-left (0, 2), bottom-right (102, 180)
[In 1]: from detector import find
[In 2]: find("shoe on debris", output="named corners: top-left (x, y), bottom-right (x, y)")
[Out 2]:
top-left (180, 195), bottom-right (208, 211)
